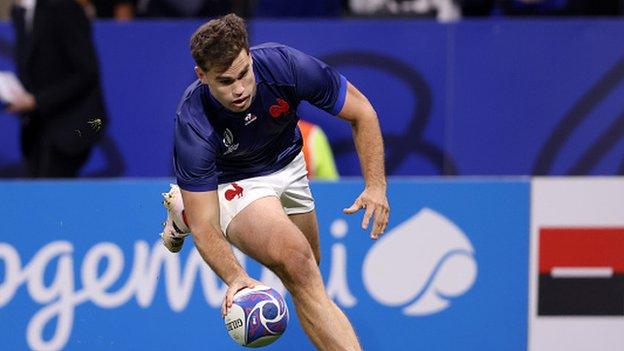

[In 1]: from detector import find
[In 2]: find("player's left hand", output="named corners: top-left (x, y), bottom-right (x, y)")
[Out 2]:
top-left (343, 186), bottom-right (389, 240)
top-left (222, 275), bottom-right (263, 317)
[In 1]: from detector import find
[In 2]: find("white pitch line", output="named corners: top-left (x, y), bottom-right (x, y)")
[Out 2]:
top-left (551, 267), bottom-right (613, 278)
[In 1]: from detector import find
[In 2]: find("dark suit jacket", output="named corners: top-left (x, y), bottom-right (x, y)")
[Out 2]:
top-left (12, 0), bottom-right (107, 155)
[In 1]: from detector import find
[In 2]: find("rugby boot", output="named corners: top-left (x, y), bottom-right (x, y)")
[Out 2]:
top-left (160, 184), bottom-right (190, 253)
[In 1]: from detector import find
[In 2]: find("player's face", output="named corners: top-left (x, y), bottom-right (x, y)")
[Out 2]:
top-left (196, 49), bottom-right (256, 112)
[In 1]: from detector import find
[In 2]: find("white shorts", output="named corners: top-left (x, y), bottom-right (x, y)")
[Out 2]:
top-left (217, 152), bottom-right (314, 234)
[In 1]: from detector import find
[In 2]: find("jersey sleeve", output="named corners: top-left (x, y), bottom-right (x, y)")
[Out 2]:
top-left (287, 46), bottom-right (348, 116)
top-left (173, 112), bottom-right (219, 192)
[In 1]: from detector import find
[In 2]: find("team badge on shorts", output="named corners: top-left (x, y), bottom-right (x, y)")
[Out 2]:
top-left (225, 182), bottom-right (244, 201)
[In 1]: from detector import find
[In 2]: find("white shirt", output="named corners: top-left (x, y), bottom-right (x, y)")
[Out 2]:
top-left (17, 0), bottom-right (37, 32)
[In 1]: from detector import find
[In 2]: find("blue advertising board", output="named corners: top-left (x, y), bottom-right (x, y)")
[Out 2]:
top-left (0, 179), bottom-right (529, 350)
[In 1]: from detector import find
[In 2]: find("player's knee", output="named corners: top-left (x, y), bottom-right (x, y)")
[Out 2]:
top-left (271, 246), bottom-right (318, 289)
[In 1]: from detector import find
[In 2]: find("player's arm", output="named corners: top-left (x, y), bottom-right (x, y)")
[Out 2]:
top-left (180, 188), bottom-right (259, 316)
top-left (284, 45), bottom-right (389, 238)
top-left (339, 82), bottom-right (389, 240)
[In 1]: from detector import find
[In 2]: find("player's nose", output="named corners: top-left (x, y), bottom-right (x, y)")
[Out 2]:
top-left (233, 82), bottom-right (245, 96)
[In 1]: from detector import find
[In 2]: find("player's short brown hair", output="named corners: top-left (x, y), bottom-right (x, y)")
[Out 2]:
top-left (190, 13), bottom-right (249, 73)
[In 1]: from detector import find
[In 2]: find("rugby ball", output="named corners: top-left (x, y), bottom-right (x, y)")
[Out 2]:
top-left (224, 285), bottom-right (289, 347)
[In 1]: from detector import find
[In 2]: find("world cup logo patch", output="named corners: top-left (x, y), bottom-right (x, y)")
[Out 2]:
top-left (222, 128), bottom-right (239, 155)
top-left (223, 129), bottom-right (234, 147)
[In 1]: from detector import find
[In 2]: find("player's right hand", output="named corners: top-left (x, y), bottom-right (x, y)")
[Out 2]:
top-left (343, 186), bottom-right (390, 240)
top-left (222, 275), bottom-right (263, 317)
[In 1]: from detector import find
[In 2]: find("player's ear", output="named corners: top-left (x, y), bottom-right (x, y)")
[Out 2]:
top-left (194, 66), bottom-right (208, 83)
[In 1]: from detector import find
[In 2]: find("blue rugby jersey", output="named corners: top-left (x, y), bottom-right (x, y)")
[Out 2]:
top-left (174, 43), bottom-right (347, 191)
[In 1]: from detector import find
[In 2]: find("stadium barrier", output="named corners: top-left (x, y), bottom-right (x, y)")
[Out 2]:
top-left (2, 179), bottom-right (530, 350)
top-left (3, 178), bottom-right (623, 350)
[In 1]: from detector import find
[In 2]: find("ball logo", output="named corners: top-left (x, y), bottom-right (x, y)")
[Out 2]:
top-left (363, 208), bottom-right (477, 316)
top-left (226, 319), bottom-right (243, 331)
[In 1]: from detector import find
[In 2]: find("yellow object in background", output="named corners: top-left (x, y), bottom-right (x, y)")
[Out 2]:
top-left (298, 120), bottom-right (339, 180)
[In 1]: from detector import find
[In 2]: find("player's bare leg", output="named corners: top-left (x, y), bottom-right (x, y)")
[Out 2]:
top-left (288, 211), bottom-right (321, 264)
top-left (288, 210), bottom-right (362, 348)
top-left (227, 197), bottom-right (361, 351)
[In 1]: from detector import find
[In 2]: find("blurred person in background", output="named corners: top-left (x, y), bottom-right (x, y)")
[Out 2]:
top-left (252, 0), bottom-right (343, 17)
top-left (348, 0), bottom-right (462, 22)
top-left (74, 0), bottom-right (135, 20)
top-left (9, 0), bottom-right (107, 177)
top-left (565, 0), bottom-right (623, 15)
top-left (460, 0), bottom-right (623, 16)
top-left (498, 0), bottom-right (575, 16)
top-left (135, 0), bottom-right (252, 18)
top-left (91, 0), bottom-right (135, 20)
top-left (0, 1), bottom-right (12, 20)
top-left (298, 119), bottom-right (339, 180)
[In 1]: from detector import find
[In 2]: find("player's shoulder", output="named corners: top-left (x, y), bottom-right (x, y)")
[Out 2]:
top-left (177, 80), bottom-right (205, 119)
top-left (251, 43), bottom-right (309, 84)
top-left (175, 80), bottom-right (214, 133)
top-left (251, 43), bottom-right (296, 67)
top-left (251, 42), bottom-right (294, 58)
top-left (252, 42), bottom-right (314, 62)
